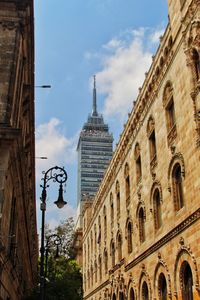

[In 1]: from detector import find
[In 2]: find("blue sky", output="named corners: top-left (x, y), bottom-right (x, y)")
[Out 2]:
top-left (35, 0), bottom-right (168, 228)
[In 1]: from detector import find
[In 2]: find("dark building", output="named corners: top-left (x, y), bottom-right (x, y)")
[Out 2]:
top-left (0, 0), bottom-right (37, 298)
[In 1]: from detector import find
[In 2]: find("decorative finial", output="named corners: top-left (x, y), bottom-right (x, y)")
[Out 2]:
top-left (92, 75), bottom-right (97, 116)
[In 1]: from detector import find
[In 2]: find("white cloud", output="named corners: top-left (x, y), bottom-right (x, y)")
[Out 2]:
top-left (36, 119), bottom-right (78, 230)
top-left (88, 27), bottom-right (165, 122)
top-left (98, 38), bottom-right (151, 120)
top-left (84, 51), bottom-right (101, 60)
top-left (47, 204), bottom-right (76, 229)
top-left (103, 38), bottom-right (124, 51)
top-left (150, 29), bottom-right (165, 44)
top-left (35, 118), bottom-right (78, 181)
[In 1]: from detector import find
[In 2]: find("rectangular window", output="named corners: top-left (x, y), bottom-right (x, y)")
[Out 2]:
top-left (149, 130), bottom-right (156, 162)
top-left (166, 98), bottom-right (176, 131)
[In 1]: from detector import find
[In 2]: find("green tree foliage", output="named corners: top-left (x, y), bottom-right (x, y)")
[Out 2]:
top-left (24, 217), bottom-right (83, 300)
top-left (45, 216), bottom-right (75, 258)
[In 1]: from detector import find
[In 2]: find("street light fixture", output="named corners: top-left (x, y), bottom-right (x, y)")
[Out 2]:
top-left (35, 85), bottom-right (51, 88)
top-left (39, 166), bottom-right (67, 300)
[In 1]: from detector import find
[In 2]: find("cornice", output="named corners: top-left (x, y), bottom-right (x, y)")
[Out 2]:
top-left (83, 0), bottom-right (200, 235)
top-left (83, 208), bottom-right (200, 299)
top-left (83, 279), bottom-right (110, 300)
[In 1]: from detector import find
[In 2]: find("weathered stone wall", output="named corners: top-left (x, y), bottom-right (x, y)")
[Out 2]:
top-left (82, 0), bottom-right (200, 299)
top-left (0, 1), bottom-right (37, 299)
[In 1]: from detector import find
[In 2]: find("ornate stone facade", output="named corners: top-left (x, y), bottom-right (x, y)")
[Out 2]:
top-left (82, 0), bottom-right (200, 299)
top-left (0, 1), bottom-right (37, 299)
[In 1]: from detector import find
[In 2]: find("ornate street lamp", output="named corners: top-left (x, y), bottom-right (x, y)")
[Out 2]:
top-left (39, 166), bottom-right (67, 300)
top-left (44, 234), bottom-right (62, 298)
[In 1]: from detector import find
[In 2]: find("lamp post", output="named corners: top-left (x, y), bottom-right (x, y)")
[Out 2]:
top-left (44, 234), bottom-right (62, 299)
top-left (40, 166), bottom-right (67, 300)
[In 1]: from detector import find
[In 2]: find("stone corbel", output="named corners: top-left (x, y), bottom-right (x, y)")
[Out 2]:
top-left (0, 20), bottom-right (20, 31)
top-left (0, 126), bottom-right (21, 147)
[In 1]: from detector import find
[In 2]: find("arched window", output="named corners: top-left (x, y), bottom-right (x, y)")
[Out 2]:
top-left (119, 292), bottom-right (124, 300)
top-left (192, 48), bottom-right (200, 81)
top-left (111, 241), bottom-right (115, 267)
top-left (112, 294), bottom-right (117, 300)
top-left (129, 287), bottom-right (135, 300)
top-left (94, 261), bottom-right (97, 283)
top-left (153, 189), bottom-right (162, 230)
top-left (163, 82), bottom-right (176, 146)
top-left (110, 193), bottom-right (114, 227)
top-left (139, 208), bottom-right (145, 243)
top-left (158, 273), bottom-right (167, 300)
top-left (104, 249), bottom-right (108, 275)
top-left (172, 163), bottom-right (184, 211)
top-left (87, 269), bottom-right (90, 289)
top-left (94, 224), bottom-right (97, 252)
top-left (116, 181), bottom-right (120, 218)
top-left (182, 262), bottom-right (193, 300)
top-left (84, 244), bottom-right (87, 267)
top-left (135, 143), bottom-right (142, 183)
top-left (87, 238), bottom-right (90, 263)
top-left (117, 233), bottom-right (122, 262)
top-left (84, 273), bottom-right (86, 291)
top-left (127, 221), bottom-right (133, 253)
top-left (84, 218), bottom-right (86, 231)
top-left (98, 255), bottom-right (102, 282)
top-left (103, 205), bottom-right (107, 239)
top-left (98, 215), bottom-right (101, 245)
top-left (124, 163), bottom-right (130, 205)
top-left (142, 281), bottom-right (149, 300)
top-left (91, 265), bottom-right (93, 286)
top-left (90, 230), bottom-right (93, 254)
top-left (147, 116), bottom-right (157, 167)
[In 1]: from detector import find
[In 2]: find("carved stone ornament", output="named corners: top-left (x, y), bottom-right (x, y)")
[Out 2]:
top-left (124, 163), bottom-right (129, 177)
top-left (137, 184), bottom-right (142, 201)
top-left (116, 181), bottom-right (120, 193)
top-left (136, 200), bottom-right (146, 220)
top-left (167, 124), bottom-right (177, 148)
top-left (147, 116), bottom-right (155, 137)
top-left (0, 20), bottom-right (20, 31)
top-left (150, 180), bottom-right (163, 205)
top-left (167, 152), bottom-right (185, 183)
top-left (134, 143), bottom-right (141, 160)
top-left (139, 264), bottom-right (152, 300)
top-left (154, 252), bottom-right (172, 299)
top-left (183, 5), bottom-right (200, 67)
top-left (174, 237), bottom-right (200, 295)
top-left (150, 156), bottom-right (157, 178)
top-left (163, 81), bottom-right (173, 108)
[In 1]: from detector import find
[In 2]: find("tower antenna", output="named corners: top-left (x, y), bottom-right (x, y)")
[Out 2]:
top-left (92, 75), bottom-right (97, 116)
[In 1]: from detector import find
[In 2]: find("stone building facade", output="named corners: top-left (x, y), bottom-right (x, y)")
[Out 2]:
top-left (0, 1), bottom-right (37, 299)
top-left (82, 0), bottom-right (200, 299)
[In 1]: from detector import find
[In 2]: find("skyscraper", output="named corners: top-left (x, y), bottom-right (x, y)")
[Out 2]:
top-left (76, 76), bottom-right (113, 228)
